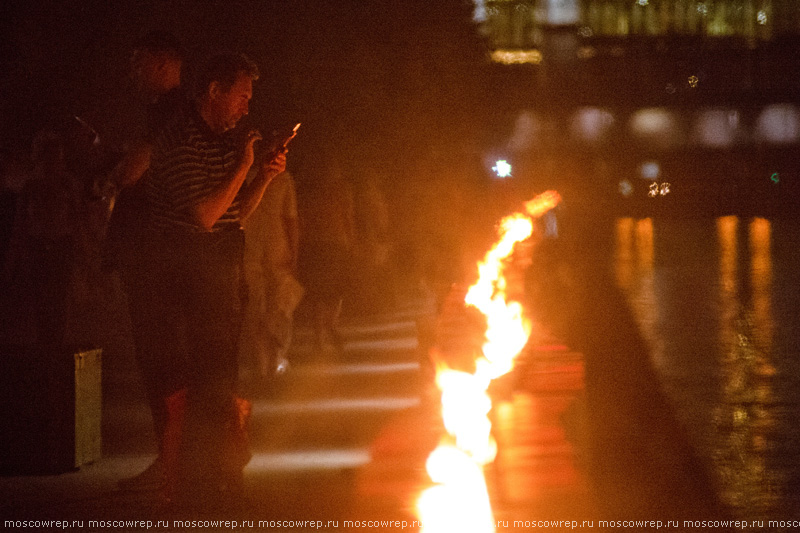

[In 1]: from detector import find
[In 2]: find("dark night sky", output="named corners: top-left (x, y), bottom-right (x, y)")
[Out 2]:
top-left (0, 0), bottom-right (496, 179)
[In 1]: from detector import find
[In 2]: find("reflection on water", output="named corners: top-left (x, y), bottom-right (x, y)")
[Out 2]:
top-left (613, 216), bottom-right (800, 521)
top-left (714, 217), bottom-right (779, 519)
top-left (614, 218), bottom-right (661, 366)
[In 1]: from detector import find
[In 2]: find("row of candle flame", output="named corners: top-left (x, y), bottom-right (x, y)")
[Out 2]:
top-left (415, 191), bottom-right (562, 533)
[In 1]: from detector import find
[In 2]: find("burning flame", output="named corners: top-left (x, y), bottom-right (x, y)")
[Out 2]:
top-left (416, 191), bottom-right (561, 533)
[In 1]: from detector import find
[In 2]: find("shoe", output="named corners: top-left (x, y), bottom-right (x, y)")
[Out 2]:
top-left (117, 457), bottom-right (166, 492)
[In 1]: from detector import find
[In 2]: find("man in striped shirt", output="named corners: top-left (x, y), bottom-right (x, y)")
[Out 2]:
top-left (141, 52), bottom-right (286, 507)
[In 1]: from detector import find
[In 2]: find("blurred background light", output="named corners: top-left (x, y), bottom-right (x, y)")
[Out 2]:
top-left (755, 104), bottom-right (800, 144)
top-left (570, 107), bottom-right (615, 144)
top-left (693, 109), bottom-right (743, 147)
top-left (535, 0), bottom-right (580, 26)
top-left (507, 111), bottom-right (538, 152)
top-left (490, 49), bottom-right (543, 65)
top-left (640, 161), bottom-right (660, 180)
top-left (493, 160), bottom-right (513, 178)
top-left (473, 0), bottom-right (488, 23)
top-left (629, 108), bottom-right (682, 148)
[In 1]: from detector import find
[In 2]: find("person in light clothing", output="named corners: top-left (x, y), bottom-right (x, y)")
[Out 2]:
top-left (240, 169), bottom-right (301, 380)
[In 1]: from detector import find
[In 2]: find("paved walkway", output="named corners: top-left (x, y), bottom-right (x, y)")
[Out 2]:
top-left (1, 288), bottom-right (733, 532)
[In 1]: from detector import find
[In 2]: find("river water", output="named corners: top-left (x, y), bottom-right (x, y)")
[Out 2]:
top-left (612, 216), bottom-right (800, 522)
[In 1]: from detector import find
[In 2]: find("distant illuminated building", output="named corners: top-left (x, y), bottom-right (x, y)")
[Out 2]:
top-left (476, 1), bottom-right (800, 64)
top-left (475, 0), bottom-right (799, 214)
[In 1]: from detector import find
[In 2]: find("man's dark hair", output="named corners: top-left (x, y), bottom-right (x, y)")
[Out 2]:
top-left (133, 30), bottom-right (184, 60)
top-left (195, 52), bottom-right (260, 98)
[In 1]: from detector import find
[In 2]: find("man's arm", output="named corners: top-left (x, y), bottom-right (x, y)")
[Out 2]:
top-left (237, 151), bottom-right (287, 224)
top-left (108, 141), bottom-right (153, 188)
top-left (190, 131), bottom-right (263, 231)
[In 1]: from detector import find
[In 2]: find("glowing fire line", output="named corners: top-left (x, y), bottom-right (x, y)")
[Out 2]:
top-left (416, 191), bottom-right (561, 533)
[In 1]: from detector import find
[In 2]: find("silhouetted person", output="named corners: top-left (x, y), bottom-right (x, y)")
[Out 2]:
top-left (108, 31), bottom-right (188, 493)
top-left (0, 149), bottom-right (28, 276)
top-left (354, 174), bottom-right (395, 313)
top-left (240, 169), bottom-right (301, 381)
top-left (299, 155), bottom-right (355, 354)
top-left (4, 129), bottom-right (87, 347)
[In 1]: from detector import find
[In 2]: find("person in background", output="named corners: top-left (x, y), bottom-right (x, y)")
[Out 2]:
top-left (0, 150), bottom-right (26, 343)
top-left (354, 174), bottom-right (394, 313)
top-left (108, 31), bottom-right (187, 493)
top-left (105, 30), bottom-right (186, 270)
top-left (298, 155), bottom-right (355, 354)
top-left (3, 129), bottom-right (88, 347)
top-left (240, 169), bottom-right (301, 382)
top-left (0, 149), bottom-right (28, 273)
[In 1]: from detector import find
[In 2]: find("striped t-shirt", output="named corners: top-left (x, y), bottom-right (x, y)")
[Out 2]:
top-left (145, 108), bottom-right (244, 233)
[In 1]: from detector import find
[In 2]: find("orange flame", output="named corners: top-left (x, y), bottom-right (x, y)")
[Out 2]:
top-left (416, 191), bottom-right (561, 532)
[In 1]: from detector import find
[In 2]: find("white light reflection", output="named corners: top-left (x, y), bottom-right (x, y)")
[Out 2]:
top-left (341, 320), bottom-right (417, 336)
top-left (293, 362), bottom-right (420, 376)
top-left (344, 337), bottom-right (419, 351)
top-left (246, 449), bottom-right (371, 472)
top-left (252, 397), bottom-right (420, 415)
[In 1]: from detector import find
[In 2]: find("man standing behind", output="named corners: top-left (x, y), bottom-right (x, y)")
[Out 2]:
top-left (142, 52), bottom-right (286, 506)
top-left (109, 31), bottom-right (187, 492)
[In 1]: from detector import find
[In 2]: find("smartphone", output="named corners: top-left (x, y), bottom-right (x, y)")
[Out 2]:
top-left (255, 122), bottom-right (300, 164)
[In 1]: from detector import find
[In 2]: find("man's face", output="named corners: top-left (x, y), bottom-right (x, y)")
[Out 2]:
top-left (209, 73), bottom-right (253, 132)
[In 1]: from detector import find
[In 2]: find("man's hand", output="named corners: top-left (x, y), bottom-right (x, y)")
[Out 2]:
top-left (238, 149), bottom-right (289, 223)
top-left (261, 149), bottom-right (287, 179)
top-left (240, 129), bottom-right (263, 170)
